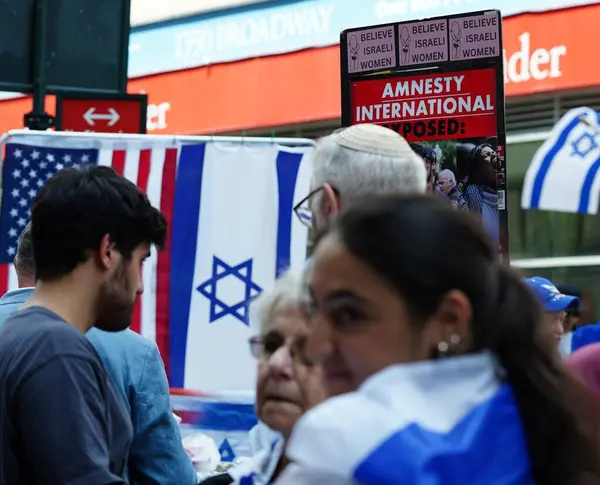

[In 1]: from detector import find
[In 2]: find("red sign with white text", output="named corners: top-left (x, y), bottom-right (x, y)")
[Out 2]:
top-left (57, 95), bottom-right (147, 134)
top-left (350, 67), bottom-right (497, 142)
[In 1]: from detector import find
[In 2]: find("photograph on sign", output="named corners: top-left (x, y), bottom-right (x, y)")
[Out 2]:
top-left (341, 10), bottom-right (507, 259)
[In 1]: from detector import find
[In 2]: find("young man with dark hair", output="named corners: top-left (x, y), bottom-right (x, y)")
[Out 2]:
top-left (0, 225), bottom-right (197, 484)
top-left (0, 165), bottom-right (167, 484)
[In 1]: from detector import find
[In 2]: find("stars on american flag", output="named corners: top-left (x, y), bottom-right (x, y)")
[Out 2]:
top-left (0, 144), bottom-right (98, 262)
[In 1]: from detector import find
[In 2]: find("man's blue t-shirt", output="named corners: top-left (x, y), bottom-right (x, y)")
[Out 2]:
top-left (0, 306), bottom-right (133, 485)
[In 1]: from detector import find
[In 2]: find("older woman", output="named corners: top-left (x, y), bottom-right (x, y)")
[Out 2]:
top-left (201, 270), bottom-right (326, 485)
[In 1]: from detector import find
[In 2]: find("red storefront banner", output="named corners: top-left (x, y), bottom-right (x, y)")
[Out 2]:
top-left (350, 67), bottom-right (497, 142)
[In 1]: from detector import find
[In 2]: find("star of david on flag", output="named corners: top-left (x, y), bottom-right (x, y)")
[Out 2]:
top-left (570, 131), bottom-right (598, 158)
top-left (197, 256), bottom-right (262, 326)
top-left (522, 107), bottom-right (600, 214)
top-left (169, 142), bottom-right (313, 391)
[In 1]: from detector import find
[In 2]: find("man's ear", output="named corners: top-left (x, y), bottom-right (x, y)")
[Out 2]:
top-left (322, 183), bottom-right (342, 220)
top-left (96, 234), bottom-right (116, 270)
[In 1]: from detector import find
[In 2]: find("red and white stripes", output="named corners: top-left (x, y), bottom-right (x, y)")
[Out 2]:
top-left (99, 146), bottom-right (178, 371)
top-left (0, 143), bottom-right (179, 372)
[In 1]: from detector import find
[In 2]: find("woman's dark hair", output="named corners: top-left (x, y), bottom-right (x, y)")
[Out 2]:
top-left (467, 143), bottom-right (496, 187)
top-left (328, 194), bottom-right (600, 485)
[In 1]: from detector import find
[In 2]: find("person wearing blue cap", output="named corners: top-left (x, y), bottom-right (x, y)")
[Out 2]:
top-left (524, 277), bottom-right (580, 348)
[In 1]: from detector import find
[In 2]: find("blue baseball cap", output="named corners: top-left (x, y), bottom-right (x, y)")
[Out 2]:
top-left (524, 277), bottom-right (580, 312)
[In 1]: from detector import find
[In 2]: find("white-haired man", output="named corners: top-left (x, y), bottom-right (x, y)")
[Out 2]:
top-left (293, 124), bottom-right (427, 234)
top-left (437, 169), bottom-right (468, 211)
top-left (290, 123), bottom-right (427, 396)
top-left (251, 125), bottom-right (427, 455)
top-left (255, 124), bottom-right (428, 449)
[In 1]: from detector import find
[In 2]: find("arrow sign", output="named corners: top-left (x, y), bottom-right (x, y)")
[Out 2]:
top-left (83, 107), bottom-right (120, 127)
top-left (56, 94), bottom-right (148, 134)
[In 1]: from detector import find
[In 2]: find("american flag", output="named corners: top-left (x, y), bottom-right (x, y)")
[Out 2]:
top-left (0, 142), bottom-right (177, 374)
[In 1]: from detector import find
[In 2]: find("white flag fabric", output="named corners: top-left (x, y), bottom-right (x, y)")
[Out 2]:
top-left (169, 142), bottom-right (313, 392)
top-left (276, 353), bottom-right (531, 485)
top-left (522, 107), bottom-right (600, 214)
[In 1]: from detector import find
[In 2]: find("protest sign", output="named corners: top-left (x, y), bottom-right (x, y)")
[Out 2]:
top-left (341, 10), bottom-right (508, 261)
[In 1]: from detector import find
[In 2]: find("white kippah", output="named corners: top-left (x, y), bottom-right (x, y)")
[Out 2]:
top-left (333, 124), bottom-right (414, 158)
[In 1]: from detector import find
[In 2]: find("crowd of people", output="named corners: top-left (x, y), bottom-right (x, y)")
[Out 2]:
top-left (409, 140), bottom-right (503, 248)
top-left (1, 123), bottom-right (600, 484)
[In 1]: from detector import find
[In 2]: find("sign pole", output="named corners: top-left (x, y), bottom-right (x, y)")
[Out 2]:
top-left (24, 0), bottom-right (55, 131)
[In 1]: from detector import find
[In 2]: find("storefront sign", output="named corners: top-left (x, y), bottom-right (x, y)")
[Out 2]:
top-left (0, 5), bottom-right (598, 139)
top-left (342, 10), bottom-right (508, 259)
top-left (128, 0), bottom-right (597, 78)
top-left (130, 0), bottom-right (262, 27)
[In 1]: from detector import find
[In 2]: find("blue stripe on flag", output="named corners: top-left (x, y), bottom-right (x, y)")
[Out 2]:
top-left (184, 402), bottom-right (258, 431)
top-left (578, 113), bottom-right (600, 213)
top-left (169, 144), bottom-right (206, 388)
top-left (530, 115), bottom-right (581, 209)
top-left (353, 384), bottom-right (531, 485)
top-left (275, 150), bottom-right (303, 277)
top-left (579, 157), bottom-right (600, 213)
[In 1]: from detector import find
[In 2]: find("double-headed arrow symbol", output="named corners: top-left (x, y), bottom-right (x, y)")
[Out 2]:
top-left (83, 107), bottom-right (120, 127)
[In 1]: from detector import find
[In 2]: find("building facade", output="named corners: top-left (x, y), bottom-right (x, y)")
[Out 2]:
top-left (0, 0), bottom-right (599, 319)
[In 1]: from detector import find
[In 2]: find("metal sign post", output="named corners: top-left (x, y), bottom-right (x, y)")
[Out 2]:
top-left (24, 0), bottom-right (53, 131)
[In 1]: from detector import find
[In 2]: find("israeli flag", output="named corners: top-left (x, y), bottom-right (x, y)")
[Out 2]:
top-left (170, 141), bottom-right (313, 392)
top-left (172, 392), bottom-right (259, 462)
top-left (276, 353), bottom-right (531, 485)
top-left (522, 107), bottom-right (600, 214)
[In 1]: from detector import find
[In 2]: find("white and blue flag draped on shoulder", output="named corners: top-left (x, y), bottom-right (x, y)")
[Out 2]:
top-left (276, 353), bottom-right (532, 485)
top-left (169, 142), bottom-right (313, 392)
top-left (227, 438), bottom-right (284, 485)
top-left (522, 107), bottom-right (600, 214)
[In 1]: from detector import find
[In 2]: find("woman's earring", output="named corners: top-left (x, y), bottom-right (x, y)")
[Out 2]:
top-left (437, 334), bottom-right (461, 358)
top-left (437, 341), bottom-right (449, 355)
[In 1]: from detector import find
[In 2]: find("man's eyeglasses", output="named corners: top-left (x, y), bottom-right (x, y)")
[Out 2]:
top-left (293, 187), bottom-right (324, 229)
